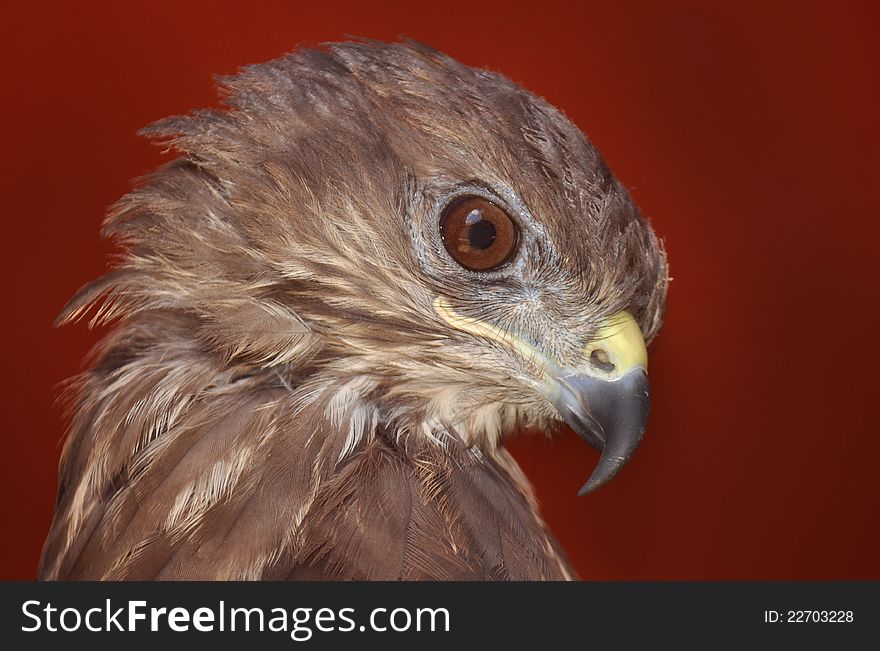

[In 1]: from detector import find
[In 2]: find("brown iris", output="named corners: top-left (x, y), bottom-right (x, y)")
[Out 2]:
top-left (439, 196), bottom-right (519, 271)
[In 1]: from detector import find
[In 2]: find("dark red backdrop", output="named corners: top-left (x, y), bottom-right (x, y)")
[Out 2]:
top-left (1, 1), bottom-right (877, 580)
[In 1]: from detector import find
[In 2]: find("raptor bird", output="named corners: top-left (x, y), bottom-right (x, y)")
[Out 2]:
top-left (39, 41), bottom-right (668, 580)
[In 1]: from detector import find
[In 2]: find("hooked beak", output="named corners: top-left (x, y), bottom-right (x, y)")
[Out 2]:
top-left (547, 311), bottom-right (651, 495)
top-left (432, 298), bottom-right (651, 496)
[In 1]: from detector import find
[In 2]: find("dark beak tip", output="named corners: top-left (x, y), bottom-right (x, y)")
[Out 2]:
top-left (576, 458), bottom-right (625, 496)
top-left (554, 368), bottom-right (651, 496)
top-left (577, 483), bottom-right (593, 497)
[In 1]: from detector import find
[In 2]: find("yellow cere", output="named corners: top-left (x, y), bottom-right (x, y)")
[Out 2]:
top-left (583, 311), bottom-right (648, 380)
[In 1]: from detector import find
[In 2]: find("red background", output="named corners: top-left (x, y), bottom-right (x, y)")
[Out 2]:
top-left (1, 1), bottom-right (877, 580)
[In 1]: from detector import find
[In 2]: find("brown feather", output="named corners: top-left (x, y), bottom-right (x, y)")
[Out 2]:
top-left (40, 40), bottom-right (666, 581)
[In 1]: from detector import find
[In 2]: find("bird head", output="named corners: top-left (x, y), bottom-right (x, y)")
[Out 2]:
top-left (66, 41), bottom-right (667, 495)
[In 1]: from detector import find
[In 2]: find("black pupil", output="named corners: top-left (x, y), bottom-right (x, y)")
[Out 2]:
top-left (466, 211), bottom-right (497, 250)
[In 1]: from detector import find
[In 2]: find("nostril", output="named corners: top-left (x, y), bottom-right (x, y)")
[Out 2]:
top-left (590, 348), bottom-right (616, 373)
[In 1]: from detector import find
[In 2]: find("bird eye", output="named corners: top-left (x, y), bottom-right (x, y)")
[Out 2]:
top-left (439, 196), bottom-right (519, 271)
